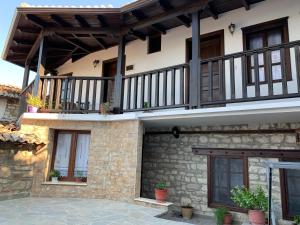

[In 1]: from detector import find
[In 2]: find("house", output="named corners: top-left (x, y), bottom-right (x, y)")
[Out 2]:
top-left (0, 85), bottom-right (21, 122)
top-left (1, 0), bottom-right (300, 223)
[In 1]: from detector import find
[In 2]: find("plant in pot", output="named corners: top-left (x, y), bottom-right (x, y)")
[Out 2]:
top-left (49, 170), bottom-right (60, 183)
top-left (155, 182), bottom-right (168, 203)
top-left (181, 202), bottom-right (193, 220)
top-left (26, 94), bottom-right (44, 113)
top-left (214, 207), bottom-right (232, 225)
top-left (100, 102), bottom-right (111, 115)
top-left (294, 216), bottom-right (300, 225)
top-left (231, 186), bottom-right (268, 225)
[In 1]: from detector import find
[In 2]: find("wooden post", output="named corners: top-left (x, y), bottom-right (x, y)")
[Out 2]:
top-left (18, 64), bottom-right (30, 117)
top-left (190, 11), bottom-right (200, 108)
top-left (113, 36), bottom-right (126, 113)
top-left (32, 35), bottom-right (46, 97)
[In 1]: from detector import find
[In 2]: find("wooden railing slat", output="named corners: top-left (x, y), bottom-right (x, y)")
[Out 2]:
top-left (180, 66), bottom-right (184, 104)
top-left (295, 46), bottom-right (300, 94)
top-left (253, 53), bottom-right (260, 97)
top-left (208, 61), bottom-right (213, 102)
top-left (230, 58), bottom-right (236, 100)
top-left (92, 80), bottom-right (97, 110)
top-left (85, 80), bottom-right (90, 111)
top-left (171, 69), bottom-right (175, 105)
top-left (266, 51), bottom-right (274, 96)
top-left (280, 48), bottom-right (288, 95)
top-left (241, 55), bottom-right (247, 99)
top-left (55, 79), bottom-right (62, 110)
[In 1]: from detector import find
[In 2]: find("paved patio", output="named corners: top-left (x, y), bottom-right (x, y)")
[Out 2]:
top-left (0, 198), bottom-right (204, 225)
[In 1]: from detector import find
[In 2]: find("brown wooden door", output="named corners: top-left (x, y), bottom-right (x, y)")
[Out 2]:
top-left (186, 31), bottom-right (224, 104)
top-left (102, 58), bottom-right (117, 103)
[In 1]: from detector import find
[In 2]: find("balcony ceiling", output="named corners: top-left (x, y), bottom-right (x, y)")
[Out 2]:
top-left (2, 0), bottom-right (265, 73)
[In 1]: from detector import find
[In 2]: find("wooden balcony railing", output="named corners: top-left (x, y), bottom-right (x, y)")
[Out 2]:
top-left (39, 76), bottom-right (114, 113)
top-left (199, 40), bottom-right (300, 106)
top-left (122, 63), bottom-right (190, 111)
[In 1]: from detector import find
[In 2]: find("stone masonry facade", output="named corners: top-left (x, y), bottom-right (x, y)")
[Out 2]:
top-left (21, 118), bottom-right (143, 202)
top-left (141, 123), bottom-right (300, 222)
top-left (2, 98), bottom-right (19, 121)
top-left (0, 149), bottom-right (33, 200)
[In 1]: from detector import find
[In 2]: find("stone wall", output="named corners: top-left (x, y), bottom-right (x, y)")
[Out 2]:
top-left (0, 149), bottom-right (33, 200)
top-left (2, 98), bottom-right (19, 121)
top-left (21, 119), bottom-right (143, 202)
top-left (141, 123), bottom-right (300, 222)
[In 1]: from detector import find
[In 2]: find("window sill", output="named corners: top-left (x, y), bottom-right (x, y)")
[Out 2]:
top-left (42, 181), bottom-right (87, 186)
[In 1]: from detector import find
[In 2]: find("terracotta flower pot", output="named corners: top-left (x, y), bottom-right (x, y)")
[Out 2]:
top-left (248, 210), bottom-right (265, 225)
top-left (28, 105), bottom-right (39, 113)
top-left (155, 188), bottom-right (168, 203)
top-left (223, 213), bottom-right (233, 225)
top-left (181, 206), bottom-right (193, 219)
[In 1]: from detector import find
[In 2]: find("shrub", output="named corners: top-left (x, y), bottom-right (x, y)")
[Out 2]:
top-left (294, 215), bottom-right (300, 225)
top-left (49, 170), bottom-right (60, 178)
top-left (231, 186), bottom-right (268, 212)
top-left (26, 94), bottom-right (44, 108)
top-left (214, 208), bottom-right (228, 225)
top-left (155, 182), bottom-right (167, 190)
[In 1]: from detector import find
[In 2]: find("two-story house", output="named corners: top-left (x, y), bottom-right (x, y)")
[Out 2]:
top-left (2, 0), bottom-right (300, 223)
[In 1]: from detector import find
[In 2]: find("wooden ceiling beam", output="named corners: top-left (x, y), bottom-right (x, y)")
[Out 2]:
top-left (177, 15), bottom-right (191, 27)
top-left (51, 14), bottom-right (72, 27)
top-left (45, 27), bottom-right (117, 35)
top-left (17, 27), bottom-right (40, 34)
top-left (75, 15), bottom-right (90, 28)
top-left (26, 14), bottom-right (49, 28)
top-left (126, 0), bottom-right (211, 32)
top-left (129, 29), bottom-right (146, 41)
top-left (97, 15), bottom-right (108, 27)
top-left (13, 40), bottom-right (34, 46)
top-left (92, 37), bottom-right (107, 49)
top-left (26, 32), bottom-right (47, 65)
top-left (242, 0), bottom-right (250, 10)
top-left (206, 3), bottom-right (218, 20)
top-left (54, 33), bottom-right (91, 53)
top-left (151, 24), bottom-right (166, 35)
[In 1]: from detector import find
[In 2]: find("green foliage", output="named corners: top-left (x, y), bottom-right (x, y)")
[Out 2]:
top-left (100, 102), bottom-right (111, 114)
top-left (26, 94), bottom-right (45, 108)
top-left (294, 215), bottom-right (300, 225)
top-left (144, 102), bottom-right (149, 108)
top-left (214, 208), bottom-right (228, 225)
top-left (231, 186), bottom-right (268, 212)
top-left (49, 170), bottom-right (60, 178)
top-left (155, 182), bottom-right (167, 190)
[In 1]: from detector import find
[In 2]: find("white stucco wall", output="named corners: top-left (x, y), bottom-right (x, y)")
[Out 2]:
top-left (56, 0), bottom-right (300, 110)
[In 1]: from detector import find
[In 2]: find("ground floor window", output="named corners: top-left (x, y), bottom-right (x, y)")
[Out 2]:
top-left (51, 130), bottom-right (91, 182)
top-left (208, 156), bottom-right (248, 210)
top-left (281, 160), bottom-right (300, 219)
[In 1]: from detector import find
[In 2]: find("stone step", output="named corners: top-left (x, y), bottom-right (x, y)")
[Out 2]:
top-left (134, 197), bottom-right (173, 211)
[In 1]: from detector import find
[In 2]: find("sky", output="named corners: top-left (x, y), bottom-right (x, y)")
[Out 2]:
top-left (0, 0), bottom-right (130, 88)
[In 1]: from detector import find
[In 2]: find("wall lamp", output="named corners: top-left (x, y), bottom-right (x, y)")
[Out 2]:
top-left (93, 60), bottom-right (100, 68)
top-left (228, 23), bottom-right (236, 35)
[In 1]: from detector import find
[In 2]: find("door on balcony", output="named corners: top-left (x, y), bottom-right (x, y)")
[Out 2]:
top-left (102, 58), bottom-right (117, 104)
top-left (186, 30), bottom-right (224, 104)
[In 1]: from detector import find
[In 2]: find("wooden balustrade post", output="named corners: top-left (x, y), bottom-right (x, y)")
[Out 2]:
top-left (18, 64), bottom-right (30, 117)
top-left (190, 11), bottom-right (201, 108)
top-left (112, 35), bottom-right (126, 113)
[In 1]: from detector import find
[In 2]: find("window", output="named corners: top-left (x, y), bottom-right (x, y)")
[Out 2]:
top-left (148, 34), bottom-right (161, 54)
top-left (208, 156), bottom-right (248, 210)
top-left (243, 18), bottom-right (290, 84)
top-left (51, 130), bottom-right (91, 182)
top-left (281, 159), bottom-right (300, 219)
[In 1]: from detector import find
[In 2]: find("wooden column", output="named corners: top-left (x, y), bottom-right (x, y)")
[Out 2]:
top-left (18, 64), bottom-right (30, 117)
top-left (113, 36), bottom-right (126, 113)
top-left (32, 35), bottom-right (46, 97)
top-left (190, 11), bottom-right (200, 108)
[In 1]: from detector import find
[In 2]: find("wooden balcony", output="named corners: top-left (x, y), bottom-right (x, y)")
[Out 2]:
top-left (21, 41), bottom-right (300, 114)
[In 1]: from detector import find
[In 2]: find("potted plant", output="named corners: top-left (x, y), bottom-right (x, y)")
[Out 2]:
top-left (49, 170), bottom-right (60, 183)
top-left (143, 102), bottom-right (152, 113)
top-left (294, 216), bottom-right (300, 225)
top-left (231, 186), bottom-right (268, 225)
top-left (214, 207), bottom-right (232, 225)
top-left (100, 102), bottom-right (111, 115)
top-left (26, 94), bottom-right (44, 113)
top-left (155, 182), bottom-right (168, 203)
top-left (181, 203), bottom-right (193, 220)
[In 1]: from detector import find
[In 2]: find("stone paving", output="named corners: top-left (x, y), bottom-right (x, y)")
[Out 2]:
top-left (0, 198), bottom-right (199, 225)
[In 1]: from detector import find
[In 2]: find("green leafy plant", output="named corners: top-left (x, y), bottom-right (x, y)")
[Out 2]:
top-left (231, 186), bottom-right (268, 212)
top-left (214, 208), bottom-right (228, 225)
top-left (181, 202), bottom-right (193, 208)
top-left (144, 102), bottom-right (149, 109)
top-left (294, 215), bottom-right (300, 225)
top-left (26, 94), bottom-right (45, 108)
top-left (49, 170), bottom-right (60, 178)
top-left (155, 182), bottom-right (167, 190)
top-left (100, 102), bottom-right (111, 114)
top-left (76, 171), bottom-right (83, 177)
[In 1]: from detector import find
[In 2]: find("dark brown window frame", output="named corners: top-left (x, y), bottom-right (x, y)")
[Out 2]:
top-left (50, 130), bottom-right (91, 183)
top-left (242, 17), bottom-right (291, 85)
top-left (207, 155), bottom-right (249, 212)
top-left (280, 158), bottom-right (300, 220)
top-left (148, 33), bottom-right (162, 54)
